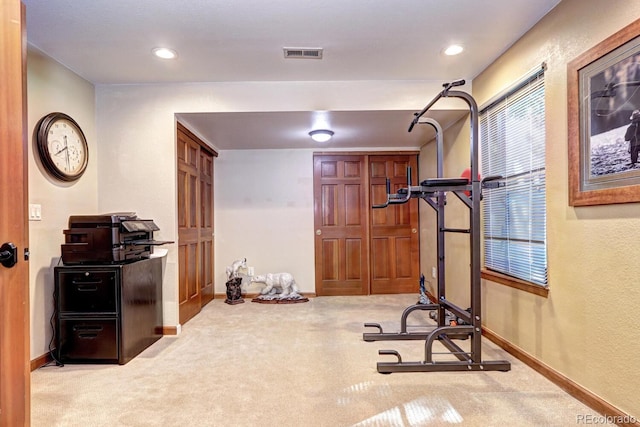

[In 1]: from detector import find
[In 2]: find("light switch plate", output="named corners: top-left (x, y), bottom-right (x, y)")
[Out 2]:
top-left (29, 204), bottom-right (42, 221)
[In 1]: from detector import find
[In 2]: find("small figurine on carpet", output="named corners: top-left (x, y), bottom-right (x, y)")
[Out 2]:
top-left (226, 258), bottom-right (247, 279)
top-left (224, 258), bottom-right (248, 305)
top-left (250, 272), bottom-right (308, 304)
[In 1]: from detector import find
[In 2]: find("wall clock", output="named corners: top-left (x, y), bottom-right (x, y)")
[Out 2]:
top-left (35, 112), bottom-right (88, 182)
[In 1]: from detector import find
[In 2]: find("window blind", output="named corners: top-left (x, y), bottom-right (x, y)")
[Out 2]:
top-left (480, 67), bottom-right (547, 286)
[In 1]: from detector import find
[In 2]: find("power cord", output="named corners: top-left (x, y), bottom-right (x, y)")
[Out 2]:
top-left (41, 281), bottom-right (64, 368)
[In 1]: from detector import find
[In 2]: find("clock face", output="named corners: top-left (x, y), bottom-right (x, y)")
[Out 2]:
top-left (47, 118), bottom-right (86, 175)
top-left (36, 113), bottom-right (88, 182)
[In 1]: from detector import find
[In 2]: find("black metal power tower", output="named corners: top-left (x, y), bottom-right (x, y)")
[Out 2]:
top-left (363, 80), bottom-right (511, 373)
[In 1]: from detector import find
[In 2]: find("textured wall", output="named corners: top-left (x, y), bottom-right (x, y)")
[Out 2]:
top-left (418, 116), bottom-right (472, 309)
top-left (214, 149), bottom-right (315, 295)
top-left (429, 0), bottom-right (640, 418)
top-left (27, 47), bottom-right (98, 359)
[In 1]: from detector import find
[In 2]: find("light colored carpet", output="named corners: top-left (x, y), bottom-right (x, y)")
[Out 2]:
top-left (32, 294), bottom-right (601, 426)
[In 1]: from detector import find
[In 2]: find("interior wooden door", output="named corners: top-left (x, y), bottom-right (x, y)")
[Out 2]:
top-left (0, 1), bottom-right (30, 424)
top-left (199, 148), bottom-right (215, 305)
top-left (369, 155), bottom-right (420, 294)
top-left (313, 155), bottom-right (369, 295)
top-left (177, 124), bottom-right (202, 324)
top-left (177, 123), bottom-right (216, 325)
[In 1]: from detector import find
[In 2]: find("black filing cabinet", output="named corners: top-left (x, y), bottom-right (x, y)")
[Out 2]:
top-left (54, 257), bottom-right (163, 364)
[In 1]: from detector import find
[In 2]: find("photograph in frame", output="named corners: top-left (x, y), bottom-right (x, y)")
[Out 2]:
top-left (568, 18), bottom-right (640, 206)
top-left (582, 38), bottom-right (640, 190)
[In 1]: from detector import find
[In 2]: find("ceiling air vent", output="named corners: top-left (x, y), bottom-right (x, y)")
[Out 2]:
top-left (283, 48), bottom-right (323, 59)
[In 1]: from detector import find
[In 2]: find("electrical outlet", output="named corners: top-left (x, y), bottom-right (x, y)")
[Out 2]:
top-left (431, 267), bottom-right (437, 279)
top-left (248, 266), bottom-right (255, 276)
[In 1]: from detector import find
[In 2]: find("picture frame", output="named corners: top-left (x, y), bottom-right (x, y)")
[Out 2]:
top-left (568, 18), bottom-right (640, 206)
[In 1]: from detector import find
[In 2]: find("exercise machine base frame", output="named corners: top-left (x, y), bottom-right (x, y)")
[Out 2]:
top-left (363, 303), bottom-right (470, 342)
top-left (377, 359), bottom-right (512, 374)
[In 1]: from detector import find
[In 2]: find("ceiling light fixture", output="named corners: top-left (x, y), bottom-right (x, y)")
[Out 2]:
top-left (443, 44), bottom-right (464, 56)
top-left (152, 47), bottom-right (177, 59)
top-left (309, 129), bottom-right (334, 143)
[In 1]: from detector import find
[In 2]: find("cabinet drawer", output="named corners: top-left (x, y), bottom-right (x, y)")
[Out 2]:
top-left (57, 270), bottom-right (118, 313)
top-left (58, 318), bottom-right (119, 362)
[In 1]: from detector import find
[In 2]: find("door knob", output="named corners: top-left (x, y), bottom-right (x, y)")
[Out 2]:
top-left (0, 242), bottom-right (18, 268)
top-left (315, 229), bottom-right (322, 235)
top-left (412, 228), bottom-right (417, 234)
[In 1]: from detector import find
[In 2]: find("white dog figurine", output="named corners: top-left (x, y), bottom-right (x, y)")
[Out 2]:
top-left (251, 273), bottom-right (300, 298)
top-left (226, 258), bottom-right (247, 280)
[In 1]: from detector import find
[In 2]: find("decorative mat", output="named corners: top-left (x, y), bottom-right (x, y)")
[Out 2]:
top-left (251, 296), bottom-right (309, 304)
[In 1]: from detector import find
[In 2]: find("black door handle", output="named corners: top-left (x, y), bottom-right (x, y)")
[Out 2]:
top-left (0, 242), bottom-right (18, 268)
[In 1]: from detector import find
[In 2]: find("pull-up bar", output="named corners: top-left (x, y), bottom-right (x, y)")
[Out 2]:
top-left (408, 79), bottom-right (466, 132)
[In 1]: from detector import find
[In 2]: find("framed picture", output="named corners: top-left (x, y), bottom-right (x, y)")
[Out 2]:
top-left (568, 18), bottom-right (640, 206)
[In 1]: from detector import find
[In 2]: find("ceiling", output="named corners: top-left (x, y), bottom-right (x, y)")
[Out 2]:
top-left (23, 0), bottom-right (561, 150)
top-left (176, 109), bottom-right (465, 151)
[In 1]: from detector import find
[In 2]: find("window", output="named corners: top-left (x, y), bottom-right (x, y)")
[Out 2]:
top-left (480, 65), bottom-right (547, 286)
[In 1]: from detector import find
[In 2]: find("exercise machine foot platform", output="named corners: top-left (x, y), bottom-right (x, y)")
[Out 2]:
top-left (363, 80), bottom-right (511, 374)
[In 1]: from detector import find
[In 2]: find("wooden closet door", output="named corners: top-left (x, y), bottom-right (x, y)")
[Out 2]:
top-left (177, 123), bottom-right (216, 325)
top-left (177, 125), bottom-right (201, 324)
top-left (369, 155), bottom-right (420, 294)
top-left (313, 155), bottom-right (369, 295)
top-left (199, 149), bottom-right (214, 305)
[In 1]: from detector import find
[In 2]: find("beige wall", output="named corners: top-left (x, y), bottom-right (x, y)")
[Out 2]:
top-left (418, 116), bottom-right (472, 309)
top-left (420, 0), bottom-right (640, 418)
top-left (214, 149), bottom-right (315, 294)
top-left (27, 47), bottom-right (98, 359)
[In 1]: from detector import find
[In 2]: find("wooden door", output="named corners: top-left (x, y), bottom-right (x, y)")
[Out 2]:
top-left (369, 155), bottom-right (420, 294)
top-left (199, 149), bottom-right (214, 305)
top-left (0, 1), bottom-right (30, 425)
top-left (177, 123), bottom-right (216, 325)
top-left (313, 155), bottom-right (369, 295)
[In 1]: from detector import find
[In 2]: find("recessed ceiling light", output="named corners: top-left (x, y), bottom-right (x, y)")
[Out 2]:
top-left (152, 47), bottom-right (177, 59)
top-left (444, 44), bottom-right (464, 56)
